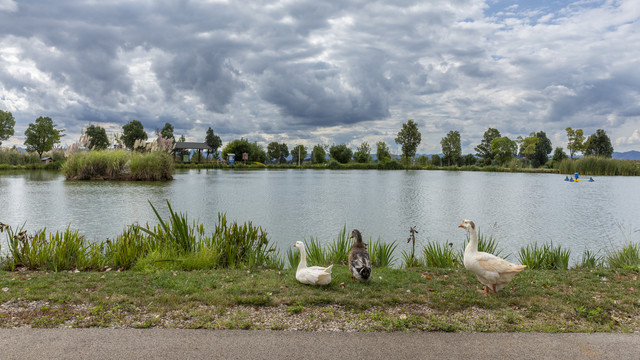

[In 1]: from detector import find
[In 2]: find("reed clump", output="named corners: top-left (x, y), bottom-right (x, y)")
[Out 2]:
top-left (558, 156), bottom-right (640, 176)
top-left (62, 150), bottom-right (174, 181)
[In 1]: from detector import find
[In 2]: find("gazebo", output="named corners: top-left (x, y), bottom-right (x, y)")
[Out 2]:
top-left (173, 142), bottom-right (212, 163)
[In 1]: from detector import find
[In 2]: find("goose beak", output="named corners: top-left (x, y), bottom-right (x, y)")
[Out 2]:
top-left (293, 243), bottom-right (297, 247)
top-left (458, 223), bottom-right (464, 228)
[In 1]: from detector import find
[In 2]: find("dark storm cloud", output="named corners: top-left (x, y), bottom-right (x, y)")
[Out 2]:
top-left (0, 0), bottom-right (639, 152)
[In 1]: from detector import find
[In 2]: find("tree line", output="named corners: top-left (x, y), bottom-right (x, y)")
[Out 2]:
top-left (0, 109), bottom-right (615, 167)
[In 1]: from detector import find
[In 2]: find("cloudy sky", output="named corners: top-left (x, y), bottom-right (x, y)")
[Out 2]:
top-left (1, 0), bottom-right (639, 154)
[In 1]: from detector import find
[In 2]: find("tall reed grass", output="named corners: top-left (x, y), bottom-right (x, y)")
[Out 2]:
top-left (558, 156), bottom-right (640, 176)
top-left (63, 150), bottom-right (174, 180)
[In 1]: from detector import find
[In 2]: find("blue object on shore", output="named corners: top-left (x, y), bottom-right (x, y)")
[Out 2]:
top-left (574, 172), bottom-right (579, 180)
top-left (564, 176), bottom-right (570, 181)
top-left (588, 177), bottom-right (595, 182)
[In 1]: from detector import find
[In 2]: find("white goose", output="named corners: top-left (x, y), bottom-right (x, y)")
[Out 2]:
top-left (458, 219), bottom-right (526, 293)
top-left (293, 241), bottom-right (333, 285)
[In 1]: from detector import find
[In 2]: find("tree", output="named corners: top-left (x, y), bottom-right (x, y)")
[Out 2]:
top-left (491, 136), bottom-right (517, 166)
top-left (160, 122), bottom-right (174, 140)
top-left (85, 125), bottom-right (110, 150)
top-left (24, 116), bottom-right (64, 158)
top-left (474, 127), bottom-right (500, 166)
top-left (565, 127), bottom-right (585, 159)
top-left (353, 141), bottom-right (372, 163)
top-left (0, 109), bottom-right (16, 146)
top-left (311, 144), bottom-right (327, 164)
top-left (267, 142), bottom-right (289, 163)
top-left (584, 129), bottom-right (613, 158)
top-left (395, 119), bottom-right (421, 165)
top-left (290, 145), bottom-right (307, 165)
top-left (462, 153), bottom-right (477, 166)
top-left (531, 131), bottom-right (552, 168)
top-left (430, 154), bottom-right (442, 167)
top-left (552, 147), bottom-right (568, 162)
top-left (329, 144), bottom-right (352, 164)
top-left (121, 120), bottom-right (148, 150)
top-left (205, 127), bottom-right (222, 159)
top-left (376, 141), bottom-right (391, 162)
top-left (440, 130), bottom-right (461, 166)
top-left (267, 142), bottom-right (281, 164)
top-left (221, 138), bottom-right (267, 163)
top-left (516, 132), bottom-right (538, 167)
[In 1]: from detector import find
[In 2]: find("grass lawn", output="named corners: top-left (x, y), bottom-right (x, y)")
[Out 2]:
top-left (1, 266), bottom-right (638, 332)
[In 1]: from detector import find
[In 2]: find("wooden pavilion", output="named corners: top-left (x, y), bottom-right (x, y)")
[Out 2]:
top-left (173, 142), bottom-right (212, 163)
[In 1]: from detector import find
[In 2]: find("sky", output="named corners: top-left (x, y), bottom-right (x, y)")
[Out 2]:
top-left (1, 0), bottom-right (639, 154)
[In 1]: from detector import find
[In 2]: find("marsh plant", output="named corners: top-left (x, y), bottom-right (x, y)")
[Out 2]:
top-left (558, 156), bottom-right (640, 176)
top-left (285, 228), bottom-right (397, 269)
top-left (63, 149), bottom-right (174, 181)
top-left (422, 241), bottom-right (457, 268)
top-left (367, 237), bottom-right (398, 268)
top-left (517, 242), bottom-right (571, 270)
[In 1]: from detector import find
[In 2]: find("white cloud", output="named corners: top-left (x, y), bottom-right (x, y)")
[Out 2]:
top-left (0, 0), bottom-right (639, 152)
top-left (0, 0), bottom-right (17, 12)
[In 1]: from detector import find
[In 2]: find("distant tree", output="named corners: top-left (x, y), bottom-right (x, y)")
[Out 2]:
top-left (121, 120), bottom-right (147, 150)
top-left (395, 119), bottom-right (421, 165)
top-left (311, 144), bottom-right (327, 164)
top-left (440, 130), bottom-right (461, 166)
top-left (290, 145), bottom-right (307, 165)
top-left (565, 127), bottom-right (585, 159)
top-left (376, 141), bottom-right (391, 162)
top-left (353, 141), bottom-right (372, 163)
top-left (205, 127), bottom-right (222, 160)
top-left (24, 116), bottom-right (64, 158)
top-left (85, 125), bottom-right (110, 150)
top-left (491, 136), bottom-right (517, 166)
top-left (417, 155), bottom-right (429, 166)
top-left (584, 129), bottom-right (613, 158)
top-left (278, 143), bottom-right (289, 163)
top-left (531, 131), bottom-right (552, 168)
top-left (160, 122), bottom-right (174, 140)
top-left (516, 132), bottom-right (538, 167)
top-left (267, 141), bottom-right (281, 163)
top-left (329, 144), bottom-right (352, 164)
top-left (267, 142), bottom-right (288, 163)
top-left (462, 154), bottom-right (477, 166)
top-left (221, 138), bottom-right (266, 163)
top-left (0, 109), bottom-right (16, 146)
top-left (430, 154), bottom-right (442, 167)
top-left (552, 147), bottom-right (568, 162)
top-left (176, 134), bottom-right (189, 159)
top-left (474, 127), bottom-right (500, 166)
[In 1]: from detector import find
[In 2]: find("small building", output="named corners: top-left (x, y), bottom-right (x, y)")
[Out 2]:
top-left (40, 157), bottom-right (54, 164)
top-left (173, 142), bottom-right (213, 163)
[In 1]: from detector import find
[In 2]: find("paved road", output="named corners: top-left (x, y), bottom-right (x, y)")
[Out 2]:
top-left (0, 329), bottom-right (638, 359)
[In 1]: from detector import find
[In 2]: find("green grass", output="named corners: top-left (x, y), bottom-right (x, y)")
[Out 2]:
top-left (0, 267), bottom-right (638, 331)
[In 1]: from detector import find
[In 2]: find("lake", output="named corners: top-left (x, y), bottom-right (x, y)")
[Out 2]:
top-left (1, 169), bottom-right (638, 264)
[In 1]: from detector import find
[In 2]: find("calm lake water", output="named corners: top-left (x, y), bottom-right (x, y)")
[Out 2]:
top-left (1, 169), bottom-right (639, 264)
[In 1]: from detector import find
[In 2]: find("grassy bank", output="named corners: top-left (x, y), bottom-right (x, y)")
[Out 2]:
top-left (0, 267), bottom-right (638, 331)
top-left (62, 150), bottom-right (174, 181)
top-left (1, 202), bottom-right (639, 331)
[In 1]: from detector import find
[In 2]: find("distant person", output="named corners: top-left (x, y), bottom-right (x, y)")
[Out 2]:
top-left (589, 177), bottom-right (595, 182)
top-left (565, 176), bottom-right (570, 181)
